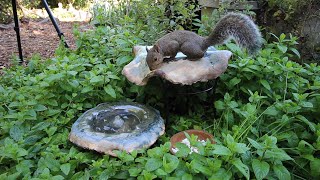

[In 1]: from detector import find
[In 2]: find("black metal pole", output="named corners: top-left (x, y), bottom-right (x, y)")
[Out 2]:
top-left (41, 0), bottom-right (69, 48)
top-left (12, 0), bottom-right (23, 63)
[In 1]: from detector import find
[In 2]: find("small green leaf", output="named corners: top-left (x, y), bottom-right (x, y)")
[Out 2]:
top-left (60, 163), bottom-right (71, 175)
top-left (252, 159), bottom-right (270, 180)
top-left (104, 84), bottom-right (117, 98)
top-left (279, 33), bottom-right (286, 41)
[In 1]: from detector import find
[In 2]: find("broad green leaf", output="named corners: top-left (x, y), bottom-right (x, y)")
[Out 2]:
top-left (260, 80), bottom-right (271, 91)
top-left (273, 164), bottom-right (291, 180)
top-left (277, 44), bottom-right (288, 53)
top-left (34, 104), bottom-right (47, 111)
top-left (232, 158), bottom-right (250, 180)
top-left (233, 143), bottom-right (250, 154)
top-left (229, 77), bottom-right (241, 87)
top-left (290, 48), bottom-right (300, 58)
top-left (52, 175), bottom-right (64, 180)
top-left (214, 100), bottom-right (225, 110)
top-left (128, 167), bottom-right (142, 177)
top-left (45, 73), bottom-right (64, 83)
top-left (209, 168), bottom-right (232, 180)
top-left (174, 143), bottom-right (190, 157)
top-left (181, 173), bottom-right (193, 180)
top-left (264, 149), bottom-right (293, 161)
top-left (10, 126), bottom-right (23, 141)
top-left (310, 158), bottom-right (320, 177)
top-left (155, 168), bottom-right (167, 176)
top-left (16, 160), bottom-right (34, 174)
top-left (211, 145), bottom-right (232, 156)
top-left (104, 84), bottom-right (117, 98)
top-left (296, 115), bottom-right (316, 132)
top-left (81, 86), bottom-right (93, 93)
top-left (248, 138), bottom-right (263, 150)
top-left (116, 56), bottom-right (132, 65)
top-left (264, 106), bottom-right (279, 116)
top-left (163, 154), bottom-right (179, 173)
top-left (145, 158), bottom-right (162, 172)
top-left (90, 76), bottom-right (104, 83)
top-left (60, 163), bottom-right (71, 175)
top-left (252, 159), bottom-right (270, 180)
top-left (9, 101), bottom-right (20, 107)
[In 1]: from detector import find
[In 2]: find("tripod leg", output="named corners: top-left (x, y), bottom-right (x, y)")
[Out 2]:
top-left (42, 0), bottom-right (69, 48)
top-left (12, 0), bottom-right (23, 63)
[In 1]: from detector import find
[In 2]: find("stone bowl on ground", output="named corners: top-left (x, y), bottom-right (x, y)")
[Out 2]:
top-left (69, 102), bottom-right (165, 156)
top-left (170, 129), bottom-right (215, 154)
top-left (122, 46), bottom-right (232, 86)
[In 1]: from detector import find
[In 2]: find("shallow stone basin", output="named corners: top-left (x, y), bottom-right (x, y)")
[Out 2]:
top-left (122, 46), bottom-right (232, 86)
top-left (69, 102), bottom-right (165, 156)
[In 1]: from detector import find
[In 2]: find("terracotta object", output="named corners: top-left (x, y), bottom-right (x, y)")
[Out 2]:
top-left (170, 129), bottom-right (215, 154)
top-left (69, 102), bottom-right (165, 156)
top-left (122, 46), bottom-right (232, 86)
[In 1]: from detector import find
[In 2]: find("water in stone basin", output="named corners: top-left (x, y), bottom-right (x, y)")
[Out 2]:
top-left (89, 109), bottom-right (142, 134)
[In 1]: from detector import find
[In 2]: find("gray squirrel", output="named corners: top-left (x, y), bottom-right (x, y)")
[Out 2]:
top-left (146, 13), bottom-right (262, 70)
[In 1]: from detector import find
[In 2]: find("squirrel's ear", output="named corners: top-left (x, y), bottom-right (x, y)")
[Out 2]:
top-left (153, 45), bottom-right (160, 53)
top-left (146, 46), bottom-right (149, 52)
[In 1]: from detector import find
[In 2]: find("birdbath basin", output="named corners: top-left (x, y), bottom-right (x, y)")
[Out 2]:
top-left (122, 46), bottom-right (232, 86)
top-left (69, 102), bottom-right (165, 156)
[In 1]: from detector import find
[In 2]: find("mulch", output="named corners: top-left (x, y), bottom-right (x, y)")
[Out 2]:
top-left (0, 18), bottom-right (91, 69)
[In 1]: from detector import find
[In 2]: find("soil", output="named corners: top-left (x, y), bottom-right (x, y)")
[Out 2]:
top-left (0, 18), bottom-right (92, 69)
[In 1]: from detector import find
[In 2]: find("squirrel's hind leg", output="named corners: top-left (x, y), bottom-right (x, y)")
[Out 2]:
top-left (180, 43), bottom-right (205, 61)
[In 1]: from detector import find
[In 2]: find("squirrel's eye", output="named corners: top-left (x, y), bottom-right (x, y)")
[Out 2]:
top-left (154, 58), bottom-right (157, 61)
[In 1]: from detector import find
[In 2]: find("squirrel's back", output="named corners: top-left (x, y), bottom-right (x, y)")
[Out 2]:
top-left (156, 30), bottom-right (205, 46)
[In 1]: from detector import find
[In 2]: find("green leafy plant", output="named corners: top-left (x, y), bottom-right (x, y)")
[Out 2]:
top-left (0, 2), bottom-right (320, 179)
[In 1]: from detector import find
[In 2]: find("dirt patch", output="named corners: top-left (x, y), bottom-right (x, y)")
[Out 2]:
top-left (0, 18), bottom-right (92, 69)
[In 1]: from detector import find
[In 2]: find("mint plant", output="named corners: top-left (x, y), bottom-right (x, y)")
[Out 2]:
top-left (0, 2), bottom-right (320, 179)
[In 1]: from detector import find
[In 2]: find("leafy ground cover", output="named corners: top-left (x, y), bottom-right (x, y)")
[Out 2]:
top-left (1, 0), bottom-right (320, 179)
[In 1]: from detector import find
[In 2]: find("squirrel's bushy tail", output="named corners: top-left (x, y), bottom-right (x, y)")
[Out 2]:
top-left (206, 13), bottom-right (262, 54)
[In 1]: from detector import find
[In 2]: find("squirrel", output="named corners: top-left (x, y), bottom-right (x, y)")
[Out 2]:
top-left (146, 13), bottom-right (262, 70)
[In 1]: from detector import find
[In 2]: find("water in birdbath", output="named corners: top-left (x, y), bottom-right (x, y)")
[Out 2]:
top-left (89, 109), bottom-right (142, 134)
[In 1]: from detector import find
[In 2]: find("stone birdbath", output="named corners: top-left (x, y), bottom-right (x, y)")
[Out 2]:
top-left (122, 46), bottom-right (232, 86)
top-left (69, 102), bottom-right (165, 156)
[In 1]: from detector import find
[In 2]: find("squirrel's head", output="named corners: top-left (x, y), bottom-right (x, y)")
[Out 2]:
top-left (146, 45), bottom-right (164, 70)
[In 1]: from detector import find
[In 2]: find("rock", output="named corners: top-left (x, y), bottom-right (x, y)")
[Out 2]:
top-left (122, 46), bottom-right (232, 86)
